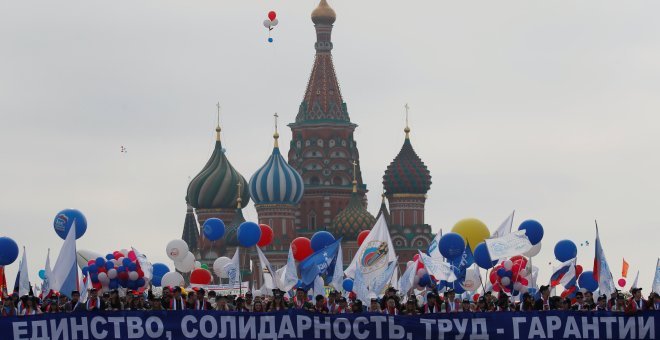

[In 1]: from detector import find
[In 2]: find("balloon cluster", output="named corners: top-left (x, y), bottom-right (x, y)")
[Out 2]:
top-left (82, 250), bottom-right (147, 292)
top-left (290, 230), bottom-right (336, 262)
top-left (489, 256), bottom-right (531, 295)
top-left (166, 239), bottom-right (196, 273)
top-left (262, 11), bottom-right (279, 43)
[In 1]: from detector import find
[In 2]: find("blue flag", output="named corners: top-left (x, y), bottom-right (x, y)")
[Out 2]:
top-left (299, 238), bottom-right (341, 286)
top-left (450, 242), bottom-right (474, 283)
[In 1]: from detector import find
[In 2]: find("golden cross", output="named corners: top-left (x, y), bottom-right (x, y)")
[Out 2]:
top-left (216, 102), bottom-right (221, 128)
top-left (404, 103), bottom-right (409, 129)
top-left (352, 160), bottom-right (357, 181)
top-left (274, 113), bottom-right (279, 134)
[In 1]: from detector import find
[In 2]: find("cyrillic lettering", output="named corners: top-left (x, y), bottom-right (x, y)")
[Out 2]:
top-left (71, 316), bottom-right (89, 340)
top-left (562, 316), bottom-right (581, 338)
top-left (199, 315), bottom-right (218, 339)
top-left (370, 316), bottom-right (386, 338)
top-left (619, 316), bottom-right (636, 339)
top-left (218, 315), bottom-right (236, 339)
top-left (437, 319), bottom-right (453, 340)
top-left (332, 318), bottom-right (351, 340)
top-left (181, 315), bottom-right (198, 338)
top-left (528, 317), bottom-right (545, 339)
top-left (470, 318), bottom-right (489, 340)
top-left (581, 317), bottom-right (598, 339)
top-left (420, 319), bottom-right (435, 339)
top-left (127, 317), bottom-right (144, 339)
top-left (453, 318), bottom-right (468, 340)
top-left (511, 317), bottom-right (527, 340)
top-left (546, 316), bottom-right (561, 338)
top-left (277, 315), bottom-right (296, 339)
top-left (50, 318), bottom-right (69, 340)
top-left (296, 315), bottom-right (312, 338)
top-left (238, 316), bottom-right (256, 339)
top-left (13, 321), bottom-right (29, 340)
top-left (314, 316), bottom-right (332, 339)
top-left (600, 317), bottom-right (616, 339)
top-left (107, 317), bottom-right (125, 339)
top-left (388, 316), bottom-right (405, 339)
top-left (30, 320), bottom-right (48, 340)
top-left (144, 316), bottom-right (164, 338)
top-left (90, 317), bottom-right (108, 339)
top-left (258, 315), bottom-right (277, 340)
top-left (638, 316), bottom-right (654, 339)
top-left (353, 317), bottom-right (369, 340)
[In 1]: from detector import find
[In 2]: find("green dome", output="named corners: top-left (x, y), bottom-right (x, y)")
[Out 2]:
top-left (383, 137), bottom-right (431, 195)
top-left (331, 192), bottom-right (376, 240)
top-left (186, 139), bottom-right (250, 209)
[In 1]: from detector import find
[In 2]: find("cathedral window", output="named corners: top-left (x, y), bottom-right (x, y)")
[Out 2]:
top-left (341, 140), bottom-right (346, 146)
top-left (329, 140), bottom-right (335, 147)
top-left (305, 140), bottom-right (311, 147)
top-left (413, 211), bottom-right (418, 225)
top-left (310, 177), bottom-right (320, 185)
top-left (309, 213), bottom-right (317, 229)
top-left (332, 176), bottom-right (342, 186)
top-left (399, 210), bottom-right (404, 225)
top-left (282, 219), bottom-right (287, 234)
top-left (317, 139), bottom-right (324, 147)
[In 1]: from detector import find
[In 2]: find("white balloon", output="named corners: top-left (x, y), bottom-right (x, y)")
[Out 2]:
top-left (161, 272), bottom-right (185, 287)
top-left (128, 271), bottom-right (139, 281)
top-left (175, 252), bottom-right (195, 273)
top-left (263, 19), bottom-right (271, 28)
top-left (121, 249), bottom-right (129, 257)
top-left (503, 260), bottom-right (513, 271)
top-left (520, 286), bottom-right (529, 293)
top-left (98, 272), bottom-right (110, 284)
top-left (107, 269), bottom-right (117, 280)
top-left (213, 257), bottom-right (232, 278)
top-left (194, 261), bottom-right (202, 269)
top-left (166, 239), bottom-right (189, 261)
top-left (270, 18), bottom-right (278, 26)
top-left (513, 282), bottom-right (522, 291)
top-left (501, 277), bottom-right (511, 286)
top-left (118, 257), bottom-right (126, 264)
top-left (523, 242), bottom-right (542, 257)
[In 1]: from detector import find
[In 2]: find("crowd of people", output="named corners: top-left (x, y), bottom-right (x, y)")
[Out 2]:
top-left (2, 285), bottom-right (658, 317)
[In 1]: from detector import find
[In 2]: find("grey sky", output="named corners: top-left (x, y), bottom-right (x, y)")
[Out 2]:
top-left (1, 1), bottom-right (658, 290)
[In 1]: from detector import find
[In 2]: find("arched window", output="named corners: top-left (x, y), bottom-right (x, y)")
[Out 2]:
top-left (309, 212), bottom-right (317, 229)
top-left (310, 177), bottom-right (320, 185)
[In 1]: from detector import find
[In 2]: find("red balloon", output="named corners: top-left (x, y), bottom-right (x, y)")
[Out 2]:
top-left (357, 230), bottom-right (370, 246)
top-left (473, 293), bottom-right (481, 302)
top-left (291, 237), bottom-right (313, 261)
top-left (136, 269), bottom-right (144, 278)
top-left (412, 254), bottom-right (420, 261)
top-left (617, 278), bottom-right (626, 287)
top-left (257, 224), bottom-right (274, 247)
top-left (190, 269), bottom-right (212, 285)
top-left (492, 283), bottom-right (501, 292)
top-left (489, 270), bottom-right (498, 284)
top-left (118, 271), bottom-right (129, 281)
top-left (519, 277), bottom-right (529, 286)
top-left (575, 265), bottom-right (583, 278)
top-left (268, 11), bottom-right (276, 21)
top-left (87, 260), bottom-right (95, 266)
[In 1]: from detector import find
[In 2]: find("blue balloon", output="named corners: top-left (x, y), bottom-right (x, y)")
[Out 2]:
top-left (53, 209), bottom-right (87, 240)
top-left (0, 237), bottom-right (19, 266)
top-left (105, 262), bottom-right (114, 270)
top-left (439, 232), bottom-right (465, 260)
top-left (135, 278), bottom-right (145, 288)
top-left (497, 268), bottom-right (507, 277)
top-left (90, 273), bottom-right (99, 283)
top-left (268, 37), bottom-right (273, 43)
top-left (311, 231), bottom-right (336, 251)
top-left (105, 254), bottom-right (114, 261)
top-left (122, 258), bottom-right (132, 267)
top-left (554, 239), bottom-right (577, 262)
top-left (502, 270), bottom-right (513, 278)
top-left (109, 280), bottom-right (119, 289)
top-left (82, 266), bottom-right (89, 276)
top-left (419, 274), bottom-right (432, 287)
top-left (578, 271), bottom-right (598, 292)
top-left (151, 263), bottom-right (170, 287)
top-left (117, 265), bottom-right (126, 273)
top-left (127, 262), bottom-right (137, 271)
top-left (38, 269), bottom-right (46, 280)
top-left (474, 242), bottom-right (497, 269)
top-left (342, 278), bottom-right (354, 292)
top-left (518, 220), bottom-right (544, 245)
top-left (88, 264), bottom-right (98, 273)
top-left (95, 257), bottom-right (106, 267)
top-left (237, 222), bottom-right (262, 247)
top-left (203, 218), bottom-right (226, 241)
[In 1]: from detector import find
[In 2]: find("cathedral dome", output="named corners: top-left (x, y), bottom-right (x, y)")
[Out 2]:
top-left (312, 0), bottom-right (336, 25)
top-left (186, 127), bottom-right (250, 209)
top-left (249, 134), bottom-right (304, 205)
top-left (331, 187), bottom-right (376, 240)
top-left (383, 131), bottom-right (431, 195)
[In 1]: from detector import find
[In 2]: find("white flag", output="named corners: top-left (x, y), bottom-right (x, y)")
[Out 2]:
top-left (485, 230), bottom-right (533, 260)
top-left (256, 246), bottom-right (282, 291)
top-left (329, 242), bottom-right (344, 292)
top-left (398, 260), bottom-right (417, 295)
top-left (345, 215), bottom-right (397, 285)
top-left (462, 266), bottom-right (482, 292)
top-left (491, 211), bottom-right (515, 239)
top-left (313, 276), bottom-right (325, 298)
top-left (81, 274), bottom-right (92, 302)
top-left (631, 270), bottom-right (639, 289)
top-left (131, 247), bottom-right (153, 281)
top-left (428, 230), bottom-right (443, 260)
top-left (278, 246), bottom-right (299, 292)
top-left (418, 251), bottom-right (456, 282)
top-left (389, 265), bottom-right (399, 292)
top-left (353, 264), bottom-right (370, 303)
top-left (42, 248), bottom-right (52, 296)
top-left (594, 224), bottom-right (616, 297)
top-left (559, 259), bottom-right (577, 287)
top-left (51, 224), bottom-right (79, 297)
top-left (370, 259), bottom-right (398, 296)
top-left (225, 248), bottom-right (241, 286)
top-left (653, 258), bottom-right (660, 294)
top-left (18, 248), bottom-right (30, 297)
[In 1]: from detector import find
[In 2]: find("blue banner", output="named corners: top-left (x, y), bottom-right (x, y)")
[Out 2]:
top-left (0, 310), bottom-right (657, 340)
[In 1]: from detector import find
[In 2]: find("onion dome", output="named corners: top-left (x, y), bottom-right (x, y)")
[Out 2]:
top-left (331, 180), bottom-right (376, 240)
top-left (312, 0), bottom-right (336, 25)
top-left (383, 123), bottom-right (431, 195)
top-left (249, 128), bottom-right (304, 205)
top-left (186, 122), bottom-right (250, 209)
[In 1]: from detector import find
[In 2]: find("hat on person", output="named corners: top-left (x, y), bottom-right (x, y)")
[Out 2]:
top-left (386, 287), bottom-right (398, 293)
top-left (338, 297), bottom-right (347, 303)
top-left (631, 287), bottom-right (643, 294)
top-left (597, 295), bottom-right (607, 301)
top-left (478, 296), bottom-right (487, 303)
top-left (315, 295), bottom-right (325, 301)
top-left (90, 288), bottom-right (98, 292)
top-left (539, 285), bottom-right (550, 293)
top-left (426, 292), bottom-right (436, 299)
top-left (173, 286), bottom-right (182, 293)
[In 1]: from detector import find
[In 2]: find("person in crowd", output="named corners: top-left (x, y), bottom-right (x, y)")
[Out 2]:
top-left (335, 297), bottom-right (349, 314)
top-left (380, 287), bottom-right (399, 310)
top-left (128, 296), bottom-right (144, 311)
top-left (534, 285), bottom-right (552, 311)
top-left (234, 297), bottom-right (249, 312)
top-left (252, 300), bottom-right (265, 313)
top-left (20, 296), bottom-right (41, 316)
top-left (350, 300), bottom-right (363, 313)
top-left (461, 298), bottom-right (472, 312)
top-left (595, 295), bottom-right (608, 311)
top-left (86, 288), bottom-right (104, 311)
top-left (326, 291), bottom-right (338, 313)
top-left (2, 297), bottom-right (18, 316)
top-left (64, 290), bottom-right (84, 312)
top-left (314, 295), bottom-right (329, 313)
top-left (571, 292), bottom-right (588, 311)
top-left (423, 292), bottom-right (440, 314)
top-left (268, 291), bottom-right (288, 312)
top-left (627, 287), bottom-right (647, 312)
top-left (495, 293), bottom-right (511, 312)
top-left (475, 297), bottom-right (488, 312)
top-left (160, 287), bottom-right (172, 309)
top-left (610, 293), bottom-right (627, 312)
top-left (649, 292), bottom-right (659, 310)
top-left (403, 299), bottom-right (419, 315)
top-left (150, 297), bottom-right (164, 311)
top-left (559, 298), bottom-right (572, 311)
top-left (583, 291), bottom-right (595, 310)
top-left (443, 289), bottom-right (460, 313)
top-left (186, 291), bottom-right (198, 310)
top-left (107, 290), bottom-right (123, 311)
top-left (206, 291), bottom-right (217, 309)
top-left (519, 293), bottom-right (534, 312)
top-left (195, 289), bottom-right (211, 310)
top-left (215, 295), bottom-right (231, 311)
top-left (292, 288), bottom-right (310, 310)
top-left (244, 292), bottom-right (254, 312)
top-left (383, 296), bottom-right (399, 315)
top-left (369, 298), bottom-right (382, 313)
top-left (169, 287), bottom-right (186, 310)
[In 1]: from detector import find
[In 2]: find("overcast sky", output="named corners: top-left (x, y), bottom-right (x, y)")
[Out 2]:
top-left (1, 0), bottom-right (658, 291)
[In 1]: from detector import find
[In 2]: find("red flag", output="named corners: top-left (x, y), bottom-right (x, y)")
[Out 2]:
top-left (0, 266), bottom-right (7, 296)
top-left (622, 258), bottom-right (629, 278)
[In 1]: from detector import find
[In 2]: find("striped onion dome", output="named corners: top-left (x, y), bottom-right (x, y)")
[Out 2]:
top-left (249, 133), bottom-right (304, 205)
top-left (186, 126), bottom-right (251, 209)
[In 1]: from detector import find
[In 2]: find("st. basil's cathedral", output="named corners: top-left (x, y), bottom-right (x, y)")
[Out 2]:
top-left (181, 0), bottom-right (434, 285)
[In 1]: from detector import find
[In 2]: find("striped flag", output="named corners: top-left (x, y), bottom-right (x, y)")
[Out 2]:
top-left (51, 223), bottom-right (79, 298)
top-left (593, 223), bottom-right (616, 298)
top-left (550, 259), bottom-right (575, 287)
top-left (0, 266), bottom-right (7, 295)
top-left (622, 258), bottom-right (630, 278)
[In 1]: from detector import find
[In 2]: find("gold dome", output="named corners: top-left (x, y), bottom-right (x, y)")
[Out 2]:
top-left (312, 0), bottom-right (336, 24)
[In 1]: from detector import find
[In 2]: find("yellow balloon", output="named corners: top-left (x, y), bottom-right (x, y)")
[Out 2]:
top-left (451, 218), bottom-right (490, 252)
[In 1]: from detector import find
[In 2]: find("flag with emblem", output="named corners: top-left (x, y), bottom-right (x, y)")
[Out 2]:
top-left (345, 215), bottom-right (397, 285)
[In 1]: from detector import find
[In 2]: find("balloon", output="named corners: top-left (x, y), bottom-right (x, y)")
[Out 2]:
top-left (38, 270), bottom-right (46, 280)
top-left (213, 257), bottom-right (232, 278)
top-left (151, 263), bottom-right (170, 287)
top-left (501, 277), bottom-right (511, 286)
top-left (107, 269), bottom-right (118, 280)
top-left (474, 242), bottom-right (497, 269)
top-left (118, 271), bottom-right (129, 281)
top-left (201, 264), bottom-right (208, 270)
top-left (175, 252), bottom-right (195, 273)
top-left (270, 18), bottom-right (279, 26)
top-left (418, 274), bottom-right (431, 287)
top-left (161, 272), bottom-right (185, 287)
top-left (554, 240), bottom-right (577, 262)
top-left (128, 271), bottom-right (139, 281)
top-left (473, 294), bottom-right (481, 302)
top-left (0, 237), bottom-right (19, 266)
top-left (342, 278), bottom-right (354, 292)
top-left (268, 11), bottom-right (276, 21)
top-left (116, 265), bottom-right (126, 273)
top-left (237, 222), bottom-right (261, 247)
top-left (618, 278), bottom-right (626, 287)
top-left (291, 237), bottom-right (313, 261)
top-left (263, 19), bottom-right (271, 28)
top-left (95, 257), bottom-right (106, 267)
top-left (577, 271), bottom-right (598, 292)
top-left (503, 260), bottom-right (513, 271)
top-left (257, 224), bottom-right (273, 247)
top-left (190, 268), bottom-right (212, 285)
top-left (357, 230), bottom-right (369, 246)
top-left (524, 242), bottom-right (542, 257)
top-left (268, 38), bottom-right (273, 43)
top-left (98, 272), bottom-right (110, 285)
top-left (166, 239), bottom-right (189, 261)
top-left (311, 231), bottom-right (335, 251)
top-left (203, 218), bottom-right (226, 241)
top-left (194, 261), bottom-right (202, 269)
top-left (127, 251), bottom-right (137, 261)
top-left (497, 268), bottom-right (506, 277)
top-left (53, 209), bottom-right (87, 240)
top-left (105, 254), bottom-right (114, 261)
top-left (88, 264), bottom-right (98, 273)
top-left (451, 218), bottom-right (489, 252)
top-left (122, 258), bottom-right (132, 267)
top-left (136, 278), bottom-right (146, 288)
top-left (518, 220), bottom-right (544, 245)
top-left (105, 262), bottom-right (114, 270)
top-left (439, 232), bottom-right (465, 260)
